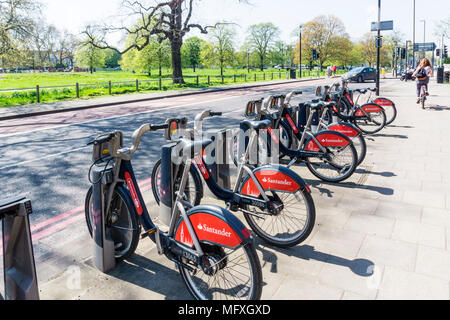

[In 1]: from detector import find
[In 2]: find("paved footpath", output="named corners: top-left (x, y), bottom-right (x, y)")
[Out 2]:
top-left (6, 78), bottom-right (450, 300)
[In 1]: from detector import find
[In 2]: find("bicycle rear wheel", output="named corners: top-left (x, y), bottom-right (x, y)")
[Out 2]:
top-left (178, 241), bottom-right (262, 300)
top-left (85, 185), bottom-right (140, 261)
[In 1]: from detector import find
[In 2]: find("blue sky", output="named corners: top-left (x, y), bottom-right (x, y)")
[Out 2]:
top-left (41, 0), bottom-right (449, 47)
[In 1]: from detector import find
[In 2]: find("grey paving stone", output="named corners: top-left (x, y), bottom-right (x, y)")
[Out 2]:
top-left (272, 275), bottom-right (343, 300)
top-left (415, 246), bottom-right (450, 281)
top-left (377, 266), bottom-right (449, 300)
top-left (358, 236), bottom-right (417, 272)
top-left (403, 190), bottom-right (446, 208)
top-left (422, 207), bottom-right (450, 228)
top-left (344, 213), bottom-right (395, 238)
top-left (317, 259), bottom-right (380, 299)
top-left (391, 220), bottom-right (446, 249)
top-left (338, 195), bottom-right (380, 216)
top-left (341, 291), bottom-right (370, 300)
top-left (373, 201), bottom-right (422, 222)
top-left (310, 226), bottom-right (365, 259)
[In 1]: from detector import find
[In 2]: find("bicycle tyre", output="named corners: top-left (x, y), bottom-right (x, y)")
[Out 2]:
top-left (241, 187), bottom-right (316, 248)
top-left (85, 185), bottom-right (140, 262)
top-left (373, 98), bottom-right (397, 125)
top-left (178, 240), bottom-right (263, 300)
top-left (151, 158), bottom-right (203, 206)
top-left (305, 136), bottom-right (358, 183)
top-left (353, 109), bottom-right (387, 134)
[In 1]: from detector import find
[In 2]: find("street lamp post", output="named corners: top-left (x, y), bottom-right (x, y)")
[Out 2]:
top-left (412, 0), bottom-right (416, 67)
top-left (376, 0), bottom-right (381, 96)
top-left (420, 19), bottom-right (426, 58)
top-left (406, 40), bottom-right (411, 69)
top-left (247, 50), bottom-right (250, 73)
top-left (299, 25), bottom-right (303, 78)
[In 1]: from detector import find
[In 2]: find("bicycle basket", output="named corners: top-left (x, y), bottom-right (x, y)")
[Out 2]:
top-left (91, 131), bottom-right (123, 162)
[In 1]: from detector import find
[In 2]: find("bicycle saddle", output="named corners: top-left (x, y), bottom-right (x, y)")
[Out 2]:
top-left (177, 138), bottom-right (213, 158)
top-left (0, 195), bottom-right (26, 211)
top-left (304, 101), bottom-right (325, 110)
top-left (368, 88), bottom-right (377, 92)
top-left (354, 89), bottom-right (368, 94)
top-left (240, 119), bottom-right (272, 130)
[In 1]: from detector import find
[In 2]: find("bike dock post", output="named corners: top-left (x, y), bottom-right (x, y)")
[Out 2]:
top-left (0, 195), bottom-right (39, 300)
top-left (206, 129), bottom-right (231, 190)
top-left (159, 142), bottom-right (178, 226)
top-left (91, 166), bottom-right (116, 273)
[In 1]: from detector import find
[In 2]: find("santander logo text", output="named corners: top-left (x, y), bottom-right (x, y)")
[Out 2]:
top-left (262, 177), bottom-right (293, 186)
top-left (197, 223), bottom-right (232, 238)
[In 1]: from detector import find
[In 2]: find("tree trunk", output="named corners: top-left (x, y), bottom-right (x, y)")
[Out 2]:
top-left (170, 37), bottom-right (184, 84)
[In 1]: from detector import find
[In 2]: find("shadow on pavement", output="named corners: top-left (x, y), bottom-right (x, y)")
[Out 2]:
top-left (107, 253), bottom-right (193, 300)
top-left (307, 179), bottom-right (394, 197)
top-left (425, 104), bottom-right (450, 111)
top-left (371, 133), bottom-right (408, 139)
top-left (255, 241), bottom-right (374, 277)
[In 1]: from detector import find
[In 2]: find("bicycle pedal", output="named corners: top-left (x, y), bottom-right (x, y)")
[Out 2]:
top-left (141, 228), bottom-right (157, 239)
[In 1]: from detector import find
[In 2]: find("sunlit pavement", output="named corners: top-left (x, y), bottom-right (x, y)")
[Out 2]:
top-left (1, 78), bottom-right (450, 300)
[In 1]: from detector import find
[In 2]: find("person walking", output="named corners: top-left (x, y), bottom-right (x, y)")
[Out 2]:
top-left (412, 58), bottom-right (433, 104)
top-left (332, 65), bottom-right (337, 76)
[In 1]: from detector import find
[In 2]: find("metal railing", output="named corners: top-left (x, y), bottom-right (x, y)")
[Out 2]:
top-left (0, 70), bottom-right (334, 104)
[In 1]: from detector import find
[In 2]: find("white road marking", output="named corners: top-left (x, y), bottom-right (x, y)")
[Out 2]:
top-left (0, 146), bottom-right (89, 170)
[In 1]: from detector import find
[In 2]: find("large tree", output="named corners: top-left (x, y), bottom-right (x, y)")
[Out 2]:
top-left (0, 0), bottom-right (38, 57)
top-left (74, 40), bottom-right (106, 73)
top-left (300, 15), bottom-right (346, 70)
top-left (209, 24), bottom-right (235, 76)
top-left (182, 36), bottom-right (203, 72)
top-left (83, 0), bottom-right (243, 84)
top-left (246, 22), bottom-right (280, 71)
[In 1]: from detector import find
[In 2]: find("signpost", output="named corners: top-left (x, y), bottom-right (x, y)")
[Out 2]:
top-left (372, 1), bottom-right (393, 96)
top-left (413, 42), bottom-right (437, 52)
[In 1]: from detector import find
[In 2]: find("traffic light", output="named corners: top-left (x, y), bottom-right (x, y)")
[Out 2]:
top-left (401, 48), bottom-right (406, 59)
top-left (436, 49), bottom-right (441, 57)
top-left (444, 45), bottom-right (448, 59)
top-left (395, 47), bottom-right (400, 57)
top-left (312, 49), bottom-right (318, 61)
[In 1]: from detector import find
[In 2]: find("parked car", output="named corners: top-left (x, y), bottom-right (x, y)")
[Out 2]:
top-left (342, 67), bottom-right (377, 83)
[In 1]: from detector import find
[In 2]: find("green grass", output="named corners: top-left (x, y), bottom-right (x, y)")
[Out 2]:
top-left (0, 68), bottom-right (345, 107)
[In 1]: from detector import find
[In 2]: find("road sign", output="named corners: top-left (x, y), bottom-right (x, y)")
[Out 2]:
top-left (371, 20), bottom-right (394, 31)
top-left (414, 42), bottom-right (437, 52)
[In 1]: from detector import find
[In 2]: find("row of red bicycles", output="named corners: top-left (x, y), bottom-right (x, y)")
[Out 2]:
top-left (85, 79), bottom-right (396, 300)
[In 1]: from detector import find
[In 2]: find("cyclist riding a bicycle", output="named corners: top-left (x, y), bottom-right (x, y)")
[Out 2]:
top-left (412, 58), bottom-right (433, 104)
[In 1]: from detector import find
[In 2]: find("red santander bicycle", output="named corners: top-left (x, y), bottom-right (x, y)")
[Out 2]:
top-left (152, 112), bottom-right (316, 248)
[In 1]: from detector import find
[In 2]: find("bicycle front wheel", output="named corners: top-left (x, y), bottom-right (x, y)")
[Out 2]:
top-left (353, 109), bottom-right (387, 134)
top-left (241, 188), bottom-right (316, 248)
top-left (306, 142), bottom-right (358, 182)
top-left (178, 241), bottom-right (262, 300)
top-left (373, 98), bottom-right (397, 125)
top-left (85, 185), bottom-right (140, 261)
top-left (151, 158), bottom-right (203, 206)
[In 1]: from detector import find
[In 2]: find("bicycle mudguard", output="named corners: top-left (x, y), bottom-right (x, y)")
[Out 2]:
top-left (373, 97), bottom-right (394, 107)
top-left (327, 122), bottom-right (361, 137)
top-left (240, 165), bottom-right (309, 197)
top-left (174, 205), bottom-right (252, 249)
top-left (304, 130), bottom-right (351, 152)
top-left (353, 103), bottom-right (384, 117)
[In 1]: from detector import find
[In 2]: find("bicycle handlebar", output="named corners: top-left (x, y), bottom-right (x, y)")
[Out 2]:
top-left (284, 90), bottom-right (302, 105)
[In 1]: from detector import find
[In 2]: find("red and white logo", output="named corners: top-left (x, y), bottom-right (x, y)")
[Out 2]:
top-left (285, 114), bottom-right (299, 134)
top-left (125, 171), bottom-right (143, 215)
top-left (175, 213), bottom-right (241, 248)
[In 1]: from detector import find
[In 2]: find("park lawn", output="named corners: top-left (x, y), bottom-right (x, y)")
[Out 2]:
top-left (0, 68), bottom-right (341, 107)
top-left (0, 68), bottom-right (288, 90)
